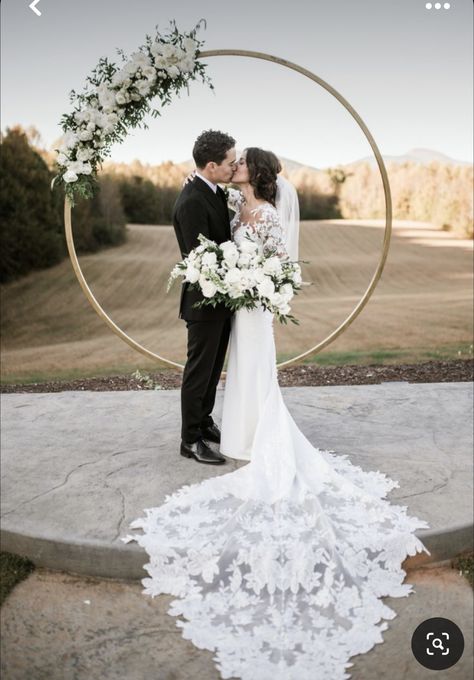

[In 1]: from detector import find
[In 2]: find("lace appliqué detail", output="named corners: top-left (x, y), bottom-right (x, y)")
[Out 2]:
top-left (122, 449), bottom-right (430, 680)
top-left (229, 193), bottom-right (289, 260)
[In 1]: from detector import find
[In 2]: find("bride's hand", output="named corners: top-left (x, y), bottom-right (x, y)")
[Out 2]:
top-left (183, 170), bottom-right (196, 187)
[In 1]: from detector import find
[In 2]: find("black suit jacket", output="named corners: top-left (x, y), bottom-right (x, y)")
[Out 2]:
top-left (172, 176), bottom-right (234, 321)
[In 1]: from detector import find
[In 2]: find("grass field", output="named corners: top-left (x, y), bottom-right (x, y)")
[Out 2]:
top-left (1, 219), bottom-right (472, 384)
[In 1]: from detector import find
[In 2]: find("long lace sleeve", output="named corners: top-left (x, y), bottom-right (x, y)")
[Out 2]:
top-left (255, 205), bottom-right (289, 260)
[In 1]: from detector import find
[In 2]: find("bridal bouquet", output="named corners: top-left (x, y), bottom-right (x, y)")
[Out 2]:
top-left (168, 235), bottom-right (304, 324)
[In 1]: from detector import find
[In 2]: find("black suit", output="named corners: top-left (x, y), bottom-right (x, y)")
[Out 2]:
top-left (172, 176), bottom-right (234, 443)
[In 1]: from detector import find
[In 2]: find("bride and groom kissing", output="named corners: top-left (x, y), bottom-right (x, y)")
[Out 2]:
top-left (173, 128), bottom-right (298, 466)
top-left (124, 129), bottom-right (431, 678)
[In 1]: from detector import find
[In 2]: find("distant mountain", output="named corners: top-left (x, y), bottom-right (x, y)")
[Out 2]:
top-left (353, 147), bottom-right (471, 167)
top-left (182, 148), bottom-right (470, 175)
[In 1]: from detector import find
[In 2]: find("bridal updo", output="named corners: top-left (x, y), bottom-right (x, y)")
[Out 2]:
top-left (245, 147), bottom-right (280, 206)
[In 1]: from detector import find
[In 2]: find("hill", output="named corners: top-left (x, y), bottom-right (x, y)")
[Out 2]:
top-left (1, 218), bottom-right (472, 383)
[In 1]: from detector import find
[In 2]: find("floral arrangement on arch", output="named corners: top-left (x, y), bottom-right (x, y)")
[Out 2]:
top-left (52, 20), bottom-right (212, 206)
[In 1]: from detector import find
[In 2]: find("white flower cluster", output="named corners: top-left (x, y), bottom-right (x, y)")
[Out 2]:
top-left (54, 25), bottom-right (202, 190)
top-left (168, 235), bottom-right (303, 323)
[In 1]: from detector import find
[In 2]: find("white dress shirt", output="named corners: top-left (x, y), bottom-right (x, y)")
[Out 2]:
top-left (195, 171), bottom-right (217, 193)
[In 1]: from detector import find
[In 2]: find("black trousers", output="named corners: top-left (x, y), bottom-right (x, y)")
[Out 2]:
top-left (181, 317), bottom-right (231, 443)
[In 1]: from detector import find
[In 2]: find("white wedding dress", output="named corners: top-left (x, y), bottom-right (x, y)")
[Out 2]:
top-left (121, 192), bottom-right (431, 680)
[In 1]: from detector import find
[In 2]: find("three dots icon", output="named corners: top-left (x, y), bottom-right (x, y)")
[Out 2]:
top-left (425, 3), bottom-right (451, 8)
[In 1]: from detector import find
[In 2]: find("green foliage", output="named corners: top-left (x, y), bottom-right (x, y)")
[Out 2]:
top-left (118, 175), bottom-right (179, 224)
top-left (0, 126), bottom-right (128, 282)
top-left (71, 174), bottom-right (127, 252)
top-left (0, 551), bottom-right (35, 607)
top-left (0, 127), bottom-right (65, 283)
top-left (53, 20), bottom-right (212, 206)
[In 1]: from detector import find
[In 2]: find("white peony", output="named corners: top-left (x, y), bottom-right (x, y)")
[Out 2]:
top-left (166, 65), bottom-right (180, 79)
top-left (253, 268), bottom-right (267, 284)
top-left (115, 90), bottom-right (130, 106)
top-left (268, 292), bottom-right (284, 307)
top-left (263, 256), bottom-right (282, 276)
top-left (141, 66), bottom-right (157, 81)
top-left (280, 283), bottom-right (294, 300)
top-left (183, 37), bottom-right (198, 53)
top-left (62, 131), bottom-right (79, 150)
top-left (201, 251), bottom-right (218, 268)
top-left (257, 277), bottom-right (275, 298)
top-left (278, 302), bottom-right (291, 315)
top-left (63, 170), bottom-right (78, 183)
top-left (185, 266), bottom-right (200, 283)
top-left (292, 270), bottom-right (302, 285)
top-left (74, 110), bottom-right (90, 124)
top-left (201, 280), bottom-right (217, 298)
top-left (97, 83), bottom-right (117, 112)
top-left (57, 153), bottom-right (69, 166)
top-left (130, 51), bottom-right (151, 69)
top-left (239, 239), bottom-right (258, 255)
top-left (237, 253), bottom-right (252, 268)
top-left (78, 129), bottom-right (93, 142)
top-left (179, 57), bottom-right (195, 73)
top-left (224, 268), bottom-right (242, 286)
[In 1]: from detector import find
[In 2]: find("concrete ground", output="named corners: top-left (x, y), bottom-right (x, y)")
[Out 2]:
top-left (1, 382), bottom-right (473, 578)
top-left (0, 563), bottom-right (472, 680)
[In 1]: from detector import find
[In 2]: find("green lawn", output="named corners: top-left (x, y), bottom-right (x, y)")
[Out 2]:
top-left (2, 341), bottom-right (472, 386)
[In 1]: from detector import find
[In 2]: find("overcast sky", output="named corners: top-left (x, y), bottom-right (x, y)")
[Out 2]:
top-left (1, 0), bottom-right (472, 167)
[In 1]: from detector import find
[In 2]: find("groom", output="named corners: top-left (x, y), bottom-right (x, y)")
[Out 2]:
top-left (172, 130), bottom-right (237, 465)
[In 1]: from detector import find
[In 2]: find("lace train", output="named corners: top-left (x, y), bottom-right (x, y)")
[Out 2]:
top-left (121, 382), bottom-right (431, 679)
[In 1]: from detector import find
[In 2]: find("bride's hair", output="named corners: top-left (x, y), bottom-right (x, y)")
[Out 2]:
top-left (245, 148), bottom-right (279, 206)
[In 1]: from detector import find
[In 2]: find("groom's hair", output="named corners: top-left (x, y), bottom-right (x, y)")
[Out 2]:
top-left (193, 130), bottom-right (236, 169)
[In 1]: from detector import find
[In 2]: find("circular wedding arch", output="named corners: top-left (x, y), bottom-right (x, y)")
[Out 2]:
top-left (64, 49), bottom-right (392, 370)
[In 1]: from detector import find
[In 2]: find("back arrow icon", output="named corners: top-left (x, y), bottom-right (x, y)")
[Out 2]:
top-left (29, 0), bottom-right (41, 16)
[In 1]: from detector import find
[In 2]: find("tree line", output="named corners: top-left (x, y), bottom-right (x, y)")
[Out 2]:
top-left (1, 125), bottom-right (472, 283)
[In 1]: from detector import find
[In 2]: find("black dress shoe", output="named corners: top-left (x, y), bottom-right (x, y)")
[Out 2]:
top-left (180, 438), bottom-right (226, 465)
top-left (201, 422), bottom-right (221, 444)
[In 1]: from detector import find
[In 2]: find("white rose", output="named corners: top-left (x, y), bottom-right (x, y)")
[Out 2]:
top-left (150, 41), bottom-right (164, 58)
top-left (115, 91), bottom-right (130, 106)
top-left (183, 37), bottom-right (198, 53)
top-left (97, 83), bottom-right (117, 111)
top-left (292, 270), bottom-right (302, 285)
top-left (263, 256), bottom-right (282, 276)
top-left (257, 277), bottom-right (275, 298)
top-left (57, 153), bottom-right (68, 166)
top-left (280, 283), bottom-right (294, 300)
top-left (224, 268), bottom-right (242, 286)
top-left (278, 302), bottom-right (291, 315)
top-left (253, 268), bottom-right (266, 284)
top-left (142, 68), bottom-right (156, 83)
top-left (268, 292), bottom-right (284, 307)
top-left (179, 57), bottom-right (195, 73)
top-left (78, 129), bottom-right (93, 141)
top-left (228, 286), bottom-right (243, 299)
top-left (132, 80), bottom-right (151, 97)
top-left (239, 239), bottom-right (258, 255)
top-left (166, 65), bottom-right (180, 79)
top-left (74, 111), bottom-right (90, 124)
top-left (62, 131), bottom-right (79, 150)
top-left (63, 170), bottom-right (78, 183)
top-left (201, 280), bottom-right (217, 298)
top-left (201, 251), bottom-right (217, 267)
top-left (238, 253), bottom-right (252, 268)
top-left (185, 266), bottom-right (200, 283)
top-left (130, 52), bottom-right (151, 68)
top-left (80, 162), bottom-right (92, 175)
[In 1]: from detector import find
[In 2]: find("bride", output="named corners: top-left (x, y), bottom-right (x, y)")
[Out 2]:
top-left (121, 148), bottom-right (431, 680)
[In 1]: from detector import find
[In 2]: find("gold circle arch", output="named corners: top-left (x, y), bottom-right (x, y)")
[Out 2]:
top-left (64, 49), bottom-right (392, 371)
